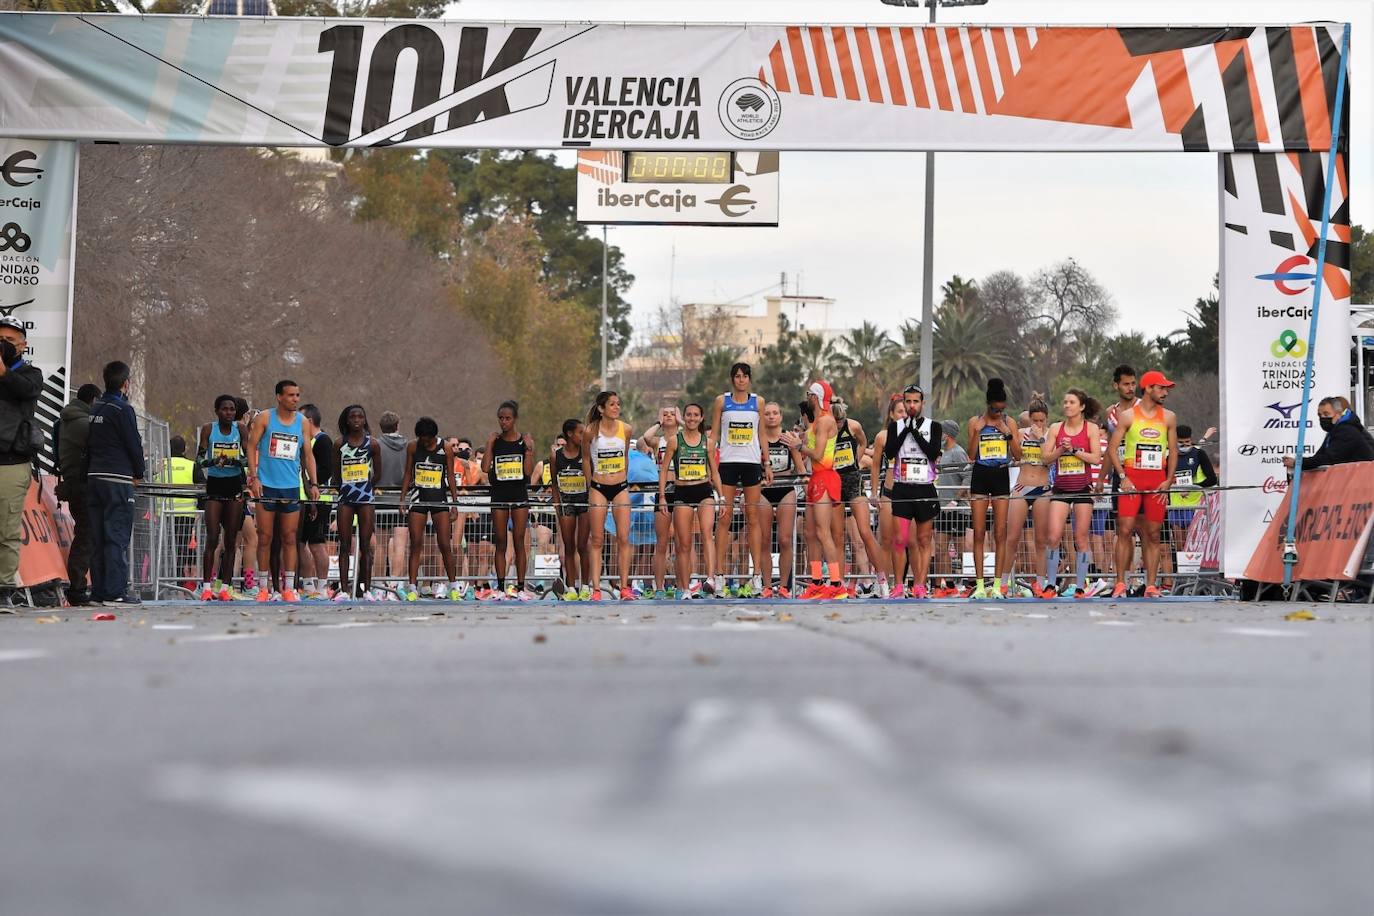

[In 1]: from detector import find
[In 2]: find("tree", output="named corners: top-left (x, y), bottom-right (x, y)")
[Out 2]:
top-left (684, 349), bottom-right (741, 422)
top-left (344, 151), bottom-right (458, 256)
top-left (897, 299), bottom-right (1014, 413)
top-left (835, 321), bottom-right (896, 430)
top-left (754, 314), bottom-right (807, 408)
top-left (794, 333), bottom-right (841, 384)
top-left (1024, 258), bottom-right (1117, 391)
top-left (434, 150), bottom-right (635, 364)
top-left (1157, 276), bottom-right (1219, 377)
top-left (1352, 223), bottom-right (1373, 304)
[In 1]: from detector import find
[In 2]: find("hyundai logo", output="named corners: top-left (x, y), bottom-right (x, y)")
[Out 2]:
top-left (1238, 444), bottom-right (1258, 456)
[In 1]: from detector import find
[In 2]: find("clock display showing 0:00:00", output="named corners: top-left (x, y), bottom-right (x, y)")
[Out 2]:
top-left (623, 152), bottom-right (733, 183)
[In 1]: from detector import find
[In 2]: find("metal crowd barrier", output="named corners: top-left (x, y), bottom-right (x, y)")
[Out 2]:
top-left (145, 479), bottom-right (1232, 598)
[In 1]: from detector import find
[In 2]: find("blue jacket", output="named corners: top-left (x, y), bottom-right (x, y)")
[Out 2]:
top-left (86, 390), bottom-right (146, 482)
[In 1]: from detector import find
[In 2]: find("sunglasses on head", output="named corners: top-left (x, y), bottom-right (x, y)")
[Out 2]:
top-left (903, 384), bottom-right (923, 395)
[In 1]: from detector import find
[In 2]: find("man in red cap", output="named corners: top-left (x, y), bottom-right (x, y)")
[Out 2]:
top-left (782, 380), bottom-right (846, 599)
top-left (1106, 370), bottom-right (1179, 598)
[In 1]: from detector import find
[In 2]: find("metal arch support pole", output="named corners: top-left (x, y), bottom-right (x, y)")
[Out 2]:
top-left (1283, 23), bottom-right (1350, 588)
top-left (918, 0), bottom-right (937, 395)
top-left (600, 224), bottom-right (609, 392)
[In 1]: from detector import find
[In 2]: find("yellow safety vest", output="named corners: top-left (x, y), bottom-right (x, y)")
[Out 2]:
top-left (168, 456), bottom-right (197, 516)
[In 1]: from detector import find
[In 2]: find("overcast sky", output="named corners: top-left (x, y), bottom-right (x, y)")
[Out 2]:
top-left (454, 0), bottom-right (1373, 342)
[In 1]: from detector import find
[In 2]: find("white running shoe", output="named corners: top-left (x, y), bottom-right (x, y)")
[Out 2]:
top-left (433, 582), bottom-right (449, 600)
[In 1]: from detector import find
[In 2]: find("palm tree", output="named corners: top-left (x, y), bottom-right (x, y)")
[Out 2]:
top-left (941, 274), bottom-right (979, 309)
top-left (838, 321), bottom-right (897, 412)
top-left (899, 301), bottom-right (1013, 411)
top-left (794, 332), bottom-right (841, 384)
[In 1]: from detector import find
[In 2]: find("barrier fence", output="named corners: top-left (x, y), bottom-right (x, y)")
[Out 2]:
top-left (140, 479), bottom-right (1233, 599)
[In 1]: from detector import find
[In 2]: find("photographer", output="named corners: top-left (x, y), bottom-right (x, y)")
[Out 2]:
top-left (0, 316), bottom-right (45, 611)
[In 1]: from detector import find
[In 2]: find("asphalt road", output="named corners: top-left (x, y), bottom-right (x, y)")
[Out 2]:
top-left (1, 597), bottom-right (1370, 915)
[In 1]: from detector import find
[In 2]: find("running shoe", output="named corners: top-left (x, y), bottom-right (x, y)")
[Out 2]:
top-left (1143, 585), bottom-right (1162, 599)
top-left (971, 583), bottom-right (991, 600)
top-left (1072, 586), bottom-right (1088, 599)
top-left (216, 586), bottom-right (234, 602)
top-left (332, 591), bottom-right (352, 603)
top-left (798, 582), bottom-right (825, 600)
top-left (433, 582), bottom-right (449, 600)
top-left (912, 584), bottom-right (928, 599)
top-left (1111, 582), bottom-right (1129, 599)
top-left (403, 584), bottom-right (420, 602)
top-left (890, 583), bottom-right (906, 599)
top-left (383, 588), bottom-right (400, 602)
top-left (777, 585), bottom-right (791, 599)
top-left (578, 584), bottom-right (593, 601)
top-left (665, 587), bottom-right (678, 600)
top-left (761, 585), bottom-right (775, 599)
top-left (653, 589), bottom-right (667, 600)
top-left (518, 588), bottom-right (538, 601)
top-left (1085, 579), bottom-right (1111, 598)
top-left (1012, 584), bottom-right (1034, 599)
top-left (855, 582), bottom-right (875, 599)
top-left (619, 587), bottom-right (635, 601)
top-left (504, 584), bottom-right (519, 600)
top-left (562, 587), bottom-right (579, 601)
top-left (451, 584), bottom-right (468, 601)
top-left (680, 589), bottom-right (694, 601)
top-left (689, 582), bottom-right (705, 600)
top-left (958, 585), bottom-right (975, 598)
top-left (590, 588), bottom-right (604, 602)
top-left (823, 584), bottom-right (849, 600)
top-left (198, 586), bottom-right (214, 602)
top-left (550, 577), bottom-right (566, 598)
top-left (281, 589), bottom-right (301, 603)
top-left (877, 578), bottom-right (891, 599)
top-left (1039, 585), bottom-right (1059, 600)
top-left (255, 588), bottom-right (272, 603)
top-left (1128, 584), bottom-right (1146, 599)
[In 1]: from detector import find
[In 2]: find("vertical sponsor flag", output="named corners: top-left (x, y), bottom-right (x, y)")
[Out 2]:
top-left (0, 138), bottom-right (78, 475)
top-left (1219, 151), bottom-right (1350, 577)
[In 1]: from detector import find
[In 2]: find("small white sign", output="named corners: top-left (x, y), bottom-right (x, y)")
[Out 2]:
top-left (576, 150), bottom-right (779, 226)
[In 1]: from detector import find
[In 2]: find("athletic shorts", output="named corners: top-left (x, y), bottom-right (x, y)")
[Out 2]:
top-left (671, 483), bottom-right (714, 507)
top-left (839, 469), bottom-right (864, 504)
top-left (557, 502), bottom-right (588, 518)
top-left (763, 485), bottom-right (794, 506)
top-left (970, 464), bottom-right (1011, 498)
top-left (590, 480), bottom-right (628, 502)
top-left (718, 462), bottom-right (763, 489)
top-left (1117, 470), bottom-right (1169, 524)
top-left (299, 504), bottom-right (331, 544)
top-left (1051, 489), bottom-right (1094, 507)
top-left (408, 503), bottom-right (450, 518)
top-left (1090, 508), bottom-right (1109, 536)
top-left (205, 475), bottom-right (243, 501)
top-left (259, 485), bottom-right (298, 514)
top-left (1012, 484), bottom-right (1050, 503)
top-left (891, 483), bottom-right (939, 523)
top-left (806, 467), bottom-right (842, 504)
top-left (490, 484), bottom-right (528, 510)
top-left (1167, 507), bottom-right (1196, 529)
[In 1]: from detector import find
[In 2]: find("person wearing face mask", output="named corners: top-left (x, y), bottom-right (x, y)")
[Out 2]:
top-left (1282, 397), bottom-right (1374, 471)
top-left (0, 316), bottom-right (45, 610)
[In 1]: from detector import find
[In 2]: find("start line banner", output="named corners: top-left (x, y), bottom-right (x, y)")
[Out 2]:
top-left (0, 15), bottom-right (1349, 153)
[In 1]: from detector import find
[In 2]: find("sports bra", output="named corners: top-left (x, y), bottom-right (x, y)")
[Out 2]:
top-left (591, 420), bottom-right (628, 478)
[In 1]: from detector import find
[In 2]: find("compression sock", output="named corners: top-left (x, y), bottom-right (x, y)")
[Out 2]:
top-left (283, 573), bottom-right (295, 592)
top-left (1076, 552), bottom-right (1092, 591)
top-left (1045, 550), bottom-right (1061, 591)
top-left (257, 570), bottom-right (269, 590)
top-left (810, 561), bottom-right (823, 585)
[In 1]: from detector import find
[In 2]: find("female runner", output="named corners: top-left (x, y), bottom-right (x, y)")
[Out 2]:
top-left (583, 391), bottom-right (634, 601)
top-left (483, 401), bottom-right (536, 599)
top-left (332, 405), bottom-right (382, 601)
top-left (1041, 389), bottom-right (1104, 598)
top-left (197, 394), bottom-right (247, 601)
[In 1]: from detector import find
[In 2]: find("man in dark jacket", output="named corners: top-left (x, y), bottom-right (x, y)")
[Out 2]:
top-left (0, 315), bottom-right (45, 611)
top-left (1284, 396), bottom-right (1374, 471)
top-left (86, 361), bottom-right (145, 607)
top-left (56, 383), bottom-right (101, 605)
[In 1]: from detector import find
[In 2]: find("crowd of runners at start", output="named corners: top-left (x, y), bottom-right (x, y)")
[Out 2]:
top-left (183, 362), bottom-right (1221, 603)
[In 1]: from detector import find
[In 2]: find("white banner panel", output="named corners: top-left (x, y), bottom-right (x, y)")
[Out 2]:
top-left (1219, 151), bottom-right (1351, 577)
top-left (576, 151), bottom-right (779, 226)
top-left (0, 16), bottom-right (1349, 153)
top-left (0, 137), bottom-right (76, 474)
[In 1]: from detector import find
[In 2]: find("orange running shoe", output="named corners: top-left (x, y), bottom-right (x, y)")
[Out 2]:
top-left (198, 587), bottom-right (214, 602)
top-left (777, 585), bottom-right (792, 599)
top-left (281, 589), bottom-right (301, 603)
top-left (1143, 585), bottom-right (1162, 599)
top-left (1111, 582), bottom-right (1129, 599)
top-left (255, 588), bottom-right (272, 603)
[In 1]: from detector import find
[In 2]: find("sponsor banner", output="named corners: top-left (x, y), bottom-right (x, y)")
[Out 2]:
top-left (0, 16), bottom-right (1348, 153)
top-left (19, 475), bottom-right (73, 588)
top-left (1183, 490), bottom-right (1222, 570)
top-left (1244, 461), bottom-right (1374, 582)
top-left (1219, 152), bottom-right (1350, 577)
top-left (576, 150), bottom-right (779, 225)
top-left (0, 137), bottom-right (76, 475)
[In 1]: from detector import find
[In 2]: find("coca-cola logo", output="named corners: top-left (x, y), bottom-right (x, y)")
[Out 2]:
top-left (1262, 476), bottom-right (1289, 494)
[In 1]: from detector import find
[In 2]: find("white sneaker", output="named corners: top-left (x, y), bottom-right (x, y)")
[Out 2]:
top-left (433, 582), bottom-right (449, 600)
top-left (877, 578), bottom-right (891, 599)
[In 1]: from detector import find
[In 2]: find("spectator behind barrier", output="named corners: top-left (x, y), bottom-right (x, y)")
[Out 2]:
top-left (0, 315), bottom-right (44, 610)
top-left (1283, 396), bottom-right (1374, 471)
top-left (86, 360), bottom-right (146, 606)
top-left (55, 383), bottom-right (102, 605)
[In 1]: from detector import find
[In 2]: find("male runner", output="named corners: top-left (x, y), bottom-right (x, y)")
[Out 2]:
top-left (1107, 370), bottom-right (1178, 599)
top-left (245, 380), bottom-right (320, 603)
top-left (1104, 365), bottom-right (1139, 586)
top-left (884, 385), bottom-right (943, 599)
top-left (297, 403), bottom-right (334, 599)
top-left (710, 363), bottom-right (772, 597)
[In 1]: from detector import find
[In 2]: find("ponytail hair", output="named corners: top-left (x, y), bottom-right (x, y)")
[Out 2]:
top-left (587, 390), bottom-right (617, 427)
top-left (986, 377), bottom-right (1008, 405)
top-left (1066, 388), bottom-right (1101, 421)
top-left (499, 399), bottom-right (519, 418)
top-left (886, 393), bottom-right (903, 421)
top-left (1026, 392), bottom-right (1049, 416)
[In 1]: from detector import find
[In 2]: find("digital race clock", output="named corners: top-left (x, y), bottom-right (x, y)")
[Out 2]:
top-left (623, 151), bottom-right (734, 183)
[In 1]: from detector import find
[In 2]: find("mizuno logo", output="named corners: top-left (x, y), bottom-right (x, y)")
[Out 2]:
top-left (0, 299), bottom-right (34, 318)
top-left (1265, 401), bottom-right (1301, 419)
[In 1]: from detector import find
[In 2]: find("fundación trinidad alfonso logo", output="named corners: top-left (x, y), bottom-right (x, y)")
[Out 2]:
top-left (1269, 329), bottom-right (1307, 359)
top-left (719, 78), bottom-right (781, 141)
top-left (1255, 255), bottom-right (1316, 296)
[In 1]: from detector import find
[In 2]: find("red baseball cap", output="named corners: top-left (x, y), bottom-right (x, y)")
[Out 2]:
top-left (1139, 370), bottom-right (1175, 389)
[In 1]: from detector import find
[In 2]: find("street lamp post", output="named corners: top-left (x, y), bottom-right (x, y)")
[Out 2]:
top-left (600, 223), bottom-right (608, 391)
top-left (881, 0), bottom-right (989, 393)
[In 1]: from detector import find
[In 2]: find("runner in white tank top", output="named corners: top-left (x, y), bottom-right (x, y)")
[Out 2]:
top-left (709, 362), bottom-right (772, 598)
